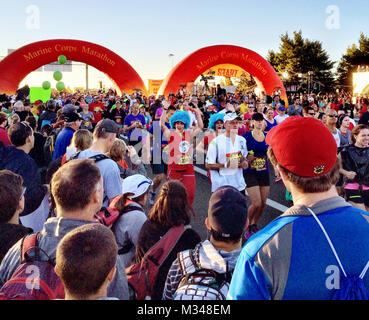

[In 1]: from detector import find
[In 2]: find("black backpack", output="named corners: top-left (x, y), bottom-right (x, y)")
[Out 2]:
top-left (43, 133), bottom-right (57, 166)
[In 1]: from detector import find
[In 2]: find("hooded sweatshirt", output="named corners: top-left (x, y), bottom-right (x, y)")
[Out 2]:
top-left (0, 217), bottom-right (129, 300)
top-left (0, 223), bottom-right (33, 264)
top-left (162, 240), bottom-right (241, 300)
top-left (0, 146), bottom-right (47, 216)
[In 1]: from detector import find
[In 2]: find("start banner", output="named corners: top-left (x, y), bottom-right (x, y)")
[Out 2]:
top-left (148, 79), bottom-right (164, 96)
top-left (204, 64), bottom-right (250, 79)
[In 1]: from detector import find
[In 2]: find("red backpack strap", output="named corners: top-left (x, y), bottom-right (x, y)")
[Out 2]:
top-left (20, 233), bottom-right (40, 264)
top-left (143, 225), bottom-right (188, 266)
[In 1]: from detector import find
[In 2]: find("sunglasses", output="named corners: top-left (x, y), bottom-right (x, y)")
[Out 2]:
top-left (328, 115), bottom-right (338, 118)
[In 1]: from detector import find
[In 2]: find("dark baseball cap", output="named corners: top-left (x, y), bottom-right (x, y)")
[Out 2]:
top-left (62, 104), bottom-right (79, 114)
top-left (208, 186), bottom-right (248, 239)
top-left (96, 119), bottom-right (119, 134)
top-left (63, 112), bottom-right (82, 123)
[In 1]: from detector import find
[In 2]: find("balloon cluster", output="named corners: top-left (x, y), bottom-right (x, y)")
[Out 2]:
top-left (42, 55), bottom-right (67, 92)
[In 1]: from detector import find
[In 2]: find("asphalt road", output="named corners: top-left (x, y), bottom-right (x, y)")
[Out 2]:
top-left (146, 161), bottom-right (292, 241)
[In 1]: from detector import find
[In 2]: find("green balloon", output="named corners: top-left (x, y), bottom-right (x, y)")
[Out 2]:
top-left (53, 71), bottom-right (63, 81)
top-left (58, 55), bottom-right (67, 65)
top-left (56, 81), bottom-right (65, 92)
top-left (42, 81), bottom-right (51, 90)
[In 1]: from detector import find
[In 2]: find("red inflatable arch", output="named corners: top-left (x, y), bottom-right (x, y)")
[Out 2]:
top-left (158, 45), bottom-right (287, 104)
top-left (0, 39), bottom-right (147, 96)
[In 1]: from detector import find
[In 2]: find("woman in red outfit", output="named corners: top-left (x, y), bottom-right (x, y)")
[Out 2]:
top-left (160, 101), bottom-right (203, 205)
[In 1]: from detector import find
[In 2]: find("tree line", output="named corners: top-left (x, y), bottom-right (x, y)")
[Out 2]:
top-left (266, 31), bottom-right (369, 93)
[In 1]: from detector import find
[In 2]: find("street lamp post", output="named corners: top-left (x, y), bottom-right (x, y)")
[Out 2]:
top-left (169, 53), bottom-right (174, 69)
top-left (308, 71), bottom-right (314, 94)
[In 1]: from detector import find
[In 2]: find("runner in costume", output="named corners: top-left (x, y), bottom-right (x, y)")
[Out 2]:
top-left (160, 101), bottom-right (203, 205)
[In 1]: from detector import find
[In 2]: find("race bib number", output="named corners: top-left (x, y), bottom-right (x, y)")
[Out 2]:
top-left (178, 141), bottom-right (190, 154)
top-left (251, 157), bottom-right (267, 171)
top-left (177, 141), bottom-right (191, 165)
top-left (178, 155), bottom-right (192, 165)
top-left (226, 152), bottom-right (242, 164)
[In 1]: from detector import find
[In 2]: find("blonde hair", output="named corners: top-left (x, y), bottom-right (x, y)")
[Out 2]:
top-left (8, 113), bottom-right (20, 127)
top-left (71, 129), bottom-right (93, 152)
top-left (107, 138), bottom-right (127, 162)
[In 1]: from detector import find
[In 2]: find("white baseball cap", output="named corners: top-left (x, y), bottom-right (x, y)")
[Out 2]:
top-left (223, 112), bottom-right (242, 123)
top-left (122, 175), bottom-right (153, 199)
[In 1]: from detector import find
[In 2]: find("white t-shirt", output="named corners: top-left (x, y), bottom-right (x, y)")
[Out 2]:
top-left (187, 110), bottom-right (197, 127)
top-left (206, 134), bottom-right (248, 192)
top-left (274, 114), bottom-right (289, 124)
top-left (332, 130), bottom-right (341, 148)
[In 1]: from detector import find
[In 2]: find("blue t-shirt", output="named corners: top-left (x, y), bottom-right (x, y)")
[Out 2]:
top-left (242, 131), bottom-right (269, 173)
top-left (149, 121), bottom-right (170, 148)
top-left (53, 127), bottom-right (75, 161)
top-left (124, 113), bottom-right (146, 141)
top-left (227, 201), bottom-right (369, 300)
top-left (264, 118), bottom-right (278, 133)
top-left (149, 121), bottom-right (170, 164)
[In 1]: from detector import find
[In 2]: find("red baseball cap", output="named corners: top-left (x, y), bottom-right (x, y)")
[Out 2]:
top-left (266, 116), bottom-right (337, 177)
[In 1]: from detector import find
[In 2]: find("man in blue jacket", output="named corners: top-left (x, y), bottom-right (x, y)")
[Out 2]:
top-left (228, 116), bottom-right (369, 300)
top-left (52, 112), bottom-right (81, 161)
top-left (0, 122), bottom-right (48, 216)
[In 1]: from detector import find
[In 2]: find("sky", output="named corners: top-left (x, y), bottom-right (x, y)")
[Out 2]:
top-left (1, 0), bottom-right (369, 88)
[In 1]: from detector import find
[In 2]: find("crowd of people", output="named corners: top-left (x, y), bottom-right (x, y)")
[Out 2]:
top-left (0, 84), bottom-right (368, 300)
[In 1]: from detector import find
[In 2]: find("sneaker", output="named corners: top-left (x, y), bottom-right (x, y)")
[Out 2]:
top-left (275, 176), bottom-right (282, 182)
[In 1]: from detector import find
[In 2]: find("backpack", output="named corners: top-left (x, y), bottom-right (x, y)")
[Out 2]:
top-left (0, 233), bottom-right (65, 300)
top-left (95, 201), bottom-right (145, 255)
top-left (126, 225), bottom-right (189, 300)
top-left (43, 134), bottom-right (56, 166)
top-left (307, 207), bottom-right (369, 300)
top-left (69, 151), bottom-right (110, 164)
top-left (173, 247), bottom-right (233, 300)
top-left (68, 151), bottom-right (111, 201)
